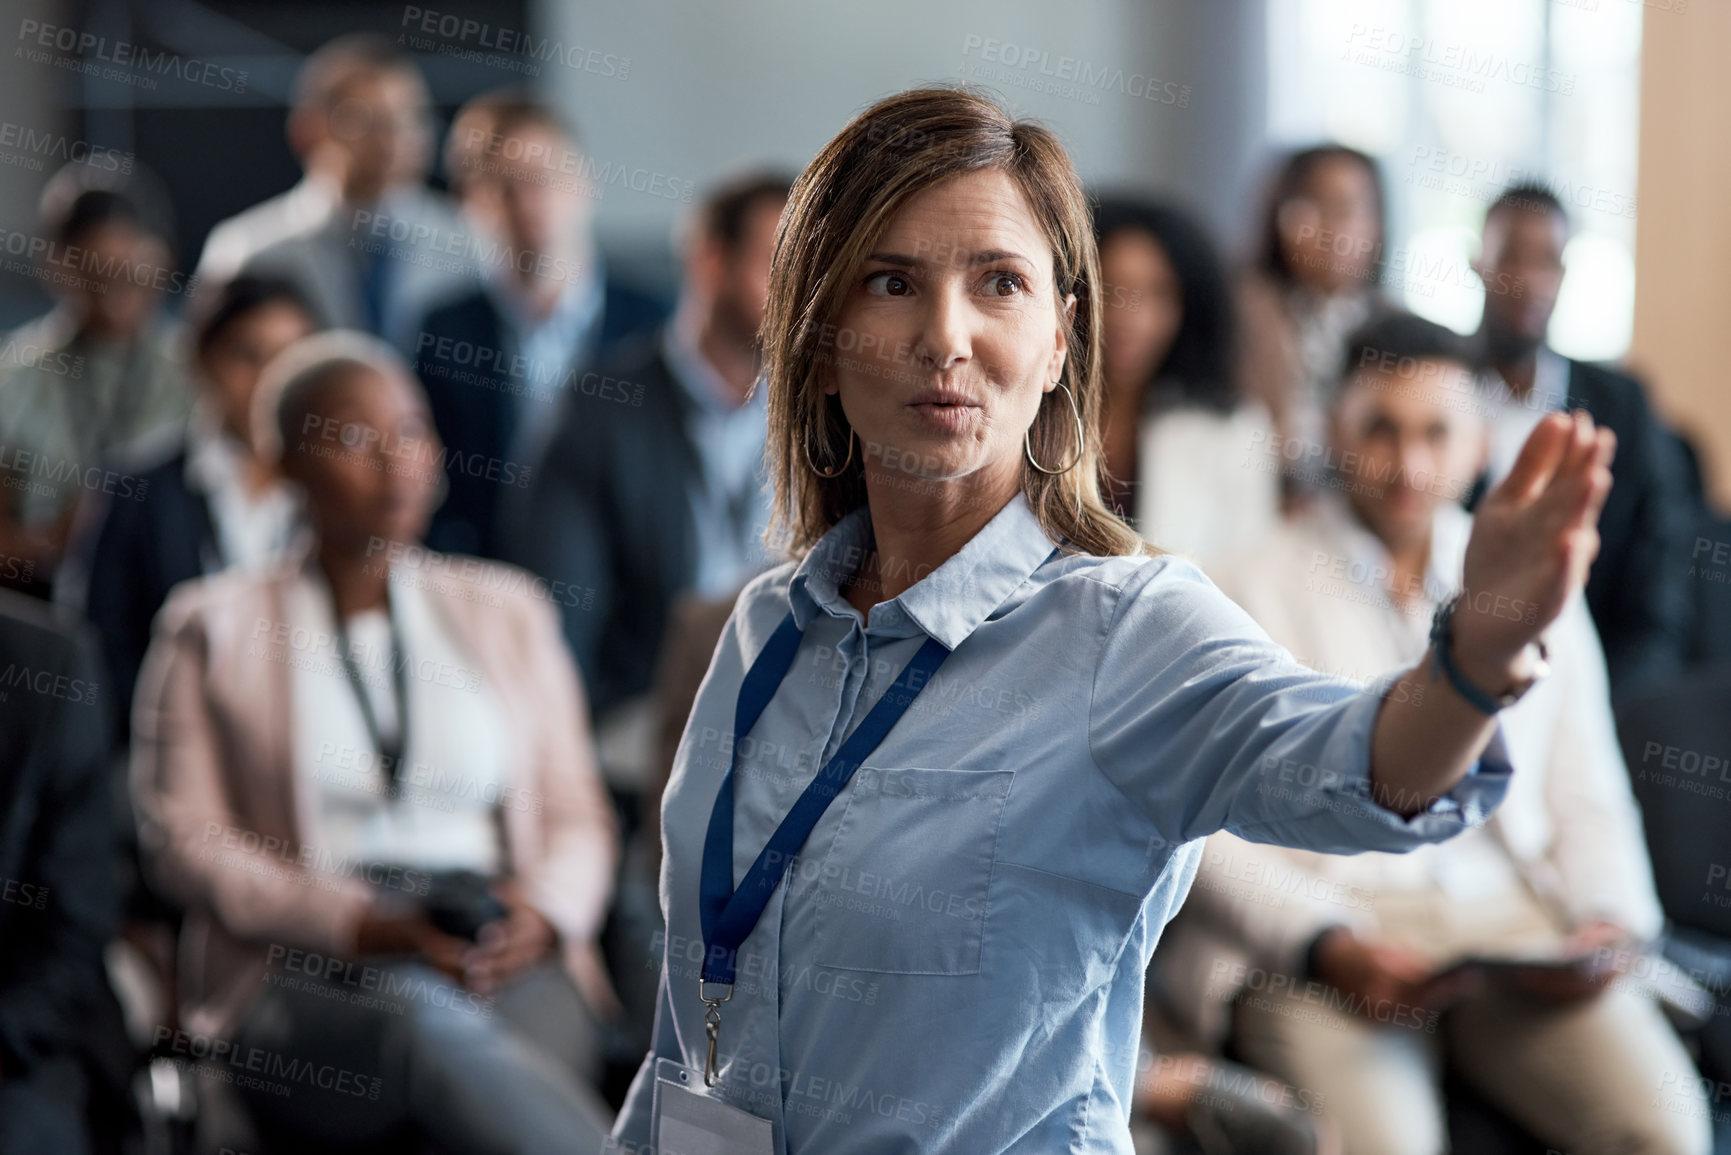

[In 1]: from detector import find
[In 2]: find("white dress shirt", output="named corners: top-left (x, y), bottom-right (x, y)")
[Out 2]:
top-left (289, 566), bottom-right (514, 875)
top-left (1133, 401), bottom-right (1280, 566)
top-left (615, 491), bottom-right (1512, 1154)
top-left (1481, 345), bottom-right (1570, 484)
top-left (182, 404), bottom-right (300, 573)
top-left (1197, 493), bottom-right (1663, 957)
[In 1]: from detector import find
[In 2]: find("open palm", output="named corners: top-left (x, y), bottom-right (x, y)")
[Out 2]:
top-left (1457, 410), bottom-right (1616, 673)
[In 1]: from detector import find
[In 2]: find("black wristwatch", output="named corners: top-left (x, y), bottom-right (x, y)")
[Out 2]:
top-left (1428, 594), bottom-right (1549, 715)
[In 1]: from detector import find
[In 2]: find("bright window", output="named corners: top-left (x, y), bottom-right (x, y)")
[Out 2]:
top-left (1266, 0), bottom-right (1642, 360)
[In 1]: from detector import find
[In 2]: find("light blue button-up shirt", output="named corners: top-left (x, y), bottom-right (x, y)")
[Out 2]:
top-left (614, 490), bottom-right (1511, 1155)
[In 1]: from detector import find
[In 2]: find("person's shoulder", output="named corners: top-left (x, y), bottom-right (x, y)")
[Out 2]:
top-left (590, 326), bottom-right (672, 384)
top-left (153, 561), bottom-right (287, 643)
top-left (553, 328), bottom-right (677, 431)
top-left (734, 559), bottom-right (800, 616)
top-left (1038, 547), bottom-right (1214, 608)
top-left (400, 550), bottom-right (555, 623)
top-left (1564, 357), bottom-right (1653, 420)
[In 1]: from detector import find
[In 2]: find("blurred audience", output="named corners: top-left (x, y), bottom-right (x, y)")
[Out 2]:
top-left (76, 274), bottom-right (317, 748)
top-left (1239, 145), bottom-right (1389, 500)
top-left (506, 169), bottom-right (789, 787)
top-left (0, 590), bottom-right (121, 1155)
top-left (1093, 196), bottom-right (1278, 563)
top-left (0, 20), bottom-right (1717, 1149)
top-left (211, 35), bottom-right (475, 350)
top-left (0, 168), bottom-right (192, 591)
top-left (130, 332), bottom-right (618, 1151)
top-left (1469, 183), bottom-right (1694, 700)
top-left (1156, 313), bottom-right (1710, 1155)
top-left (412, 89), bottom-right (668, 559)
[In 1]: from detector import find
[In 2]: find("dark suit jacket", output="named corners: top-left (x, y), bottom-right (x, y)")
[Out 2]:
top-left (413, 280), bottom-right (668, 560)
top-left (82, 448), bottom-right (216, 748)
top-left (1560, 360), bottom-right (1693, 697)
top-left (0, 590), bottom-right (115, 1077)
top-left (1472, 358), bottom-right (1692, 698)
top-left (503, 331), bottom-right (708, 722)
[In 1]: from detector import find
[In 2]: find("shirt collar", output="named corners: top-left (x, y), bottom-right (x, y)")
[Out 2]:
top-left (488, 263), bottom-right (600, 347)
top-left (182, 401), bottom-right (244, 494)
top-left (788, 491), bottom-right (1059, 650)
top-left (661, 303), bottom-right (764, 418)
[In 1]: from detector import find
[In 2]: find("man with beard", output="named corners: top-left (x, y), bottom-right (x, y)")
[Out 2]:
top-left (507, 171), bottom-right (791, 772)
top-left (1469, 183), bottom-right (1693, 700)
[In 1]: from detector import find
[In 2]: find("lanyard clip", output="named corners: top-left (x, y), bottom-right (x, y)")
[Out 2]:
top-left (699, 981), bottom-right (732, 1087)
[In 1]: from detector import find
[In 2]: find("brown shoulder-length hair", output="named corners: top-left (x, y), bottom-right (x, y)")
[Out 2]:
top-left (762, 86), bottom-right (1153, 560)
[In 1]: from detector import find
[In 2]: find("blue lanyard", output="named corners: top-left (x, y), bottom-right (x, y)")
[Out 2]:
top-left (694, 609), bottom-right (950, 1081)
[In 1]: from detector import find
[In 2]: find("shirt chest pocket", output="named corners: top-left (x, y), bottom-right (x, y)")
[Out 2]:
top-left (808, 766), bottom-right (1013, 975)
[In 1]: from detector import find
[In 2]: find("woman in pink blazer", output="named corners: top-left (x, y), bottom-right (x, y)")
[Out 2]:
top-left (131, 331), bottom-right (619, 1152)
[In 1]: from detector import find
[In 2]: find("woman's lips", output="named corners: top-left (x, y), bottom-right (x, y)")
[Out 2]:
top-left (909, 400), bottom-right (981, 432)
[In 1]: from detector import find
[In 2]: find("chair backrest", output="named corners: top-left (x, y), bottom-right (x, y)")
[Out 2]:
top-left (1616, 664), bottom-right (1731, 941)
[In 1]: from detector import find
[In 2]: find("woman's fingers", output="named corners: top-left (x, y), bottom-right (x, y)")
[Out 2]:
top-left (1497, 410), bottom-right (1573, 507)
top-left (1537, 423), bottom-right (1616, 543)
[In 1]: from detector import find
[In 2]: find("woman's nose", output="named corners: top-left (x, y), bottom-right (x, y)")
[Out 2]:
top-left (914, 283), bottom-right (971, 371)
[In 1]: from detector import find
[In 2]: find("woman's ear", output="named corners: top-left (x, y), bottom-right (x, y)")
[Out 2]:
top-left (1047, 293), bottom-right (1078, 390)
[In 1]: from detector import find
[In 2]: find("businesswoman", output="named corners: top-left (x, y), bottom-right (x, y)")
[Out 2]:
top-left (131, 332), bottom-right (618, 1152)
top-left (614, 88), bottom-right (1612, 1155)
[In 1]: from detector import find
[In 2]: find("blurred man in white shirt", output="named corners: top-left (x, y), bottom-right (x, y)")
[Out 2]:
top-left (1154, 312), bottom-right (1708, 1155)
top-left (199, 35), bottom-right (476, 350)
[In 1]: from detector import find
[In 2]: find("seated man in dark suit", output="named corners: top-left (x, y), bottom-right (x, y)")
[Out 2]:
top-left (0, 590), bottom-right (116, 1155)
top-left (411, 90), bottom-right (668, 559)
top-left (76, 275), bottom-right (317, 747)
top-left (1470, 182), bottom-right (1694, 701)
top-left (505, 170), bottom-right (790, 784)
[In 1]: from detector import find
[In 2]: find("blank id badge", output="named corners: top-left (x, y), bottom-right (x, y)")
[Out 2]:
top-left (651, 1058), bottom-right (774, 1155)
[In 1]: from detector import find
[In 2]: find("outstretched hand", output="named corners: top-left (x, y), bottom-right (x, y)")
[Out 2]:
top-left (1455, 410), bottom-right (1615, 690)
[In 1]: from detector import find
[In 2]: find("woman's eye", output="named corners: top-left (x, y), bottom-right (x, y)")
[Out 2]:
top-left (866, 272), bottom-right (912, 296)
top-left (987, 272), bottom-right (1027, 296)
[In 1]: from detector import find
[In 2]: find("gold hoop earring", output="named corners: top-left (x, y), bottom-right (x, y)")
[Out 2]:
top-left (805, 423), bottom-right (856, 479)
top-left (1025, 382), bottom-right (1083, 475)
